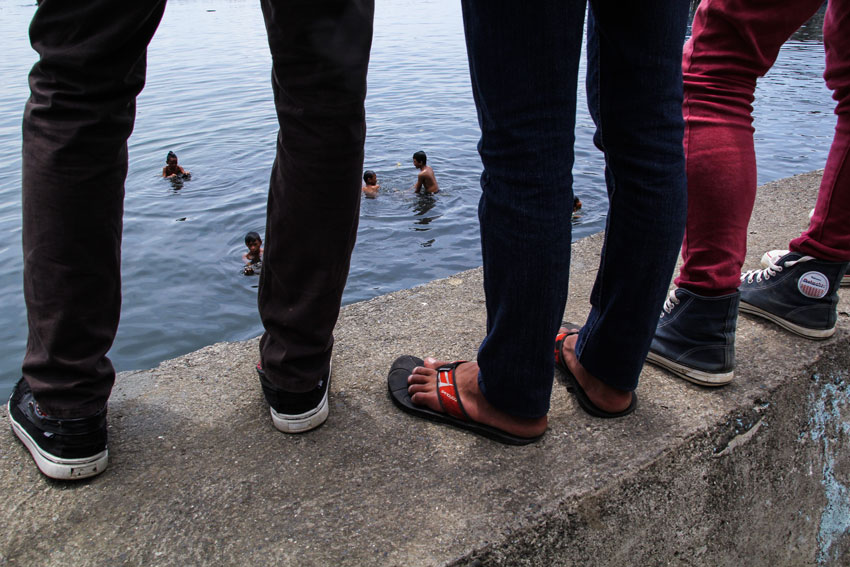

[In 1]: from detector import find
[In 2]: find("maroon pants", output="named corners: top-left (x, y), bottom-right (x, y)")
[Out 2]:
top-left (22, 0), bottom-right (373, 417)
top-left (676, 0), bottom-right (850, 296)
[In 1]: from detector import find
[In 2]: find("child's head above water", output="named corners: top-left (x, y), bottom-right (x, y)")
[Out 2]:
top-left (363, 170), bottom-right (377, 185)
top-left (412, 151), bottom-right (427, 166)
top-left (166, 151), bottom-right (178, 165)
top-left (245, 231), bottom-right (261, 247)
top-left (244, 232), bottom-right (262, 263)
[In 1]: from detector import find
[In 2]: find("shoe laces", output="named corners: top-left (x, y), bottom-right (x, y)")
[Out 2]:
top-left (741, 255), bottom-right (815, 284)
top-left (660, 289), bottom-right (680, 317)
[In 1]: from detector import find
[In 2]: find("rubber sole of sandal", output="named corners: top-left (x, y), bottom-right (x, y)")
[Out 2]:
top-left (387, 355), bottom-right (543, 446)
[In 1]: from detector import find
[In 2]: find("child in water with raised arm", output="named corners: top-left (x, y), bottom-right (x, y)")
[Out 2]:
top-left (243, 231), bottom-right (263, 275)
top-left (362, 170), bottom-right (380, 199)
top-left (162, 151), bottom-right (191, 179)
top-left (412, 151), bottom-right (439, 194)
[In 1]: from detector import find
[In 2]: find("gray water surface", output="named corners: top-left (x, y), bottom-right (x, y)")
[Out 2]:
top-left (0, 1), bottom-right (835, 398)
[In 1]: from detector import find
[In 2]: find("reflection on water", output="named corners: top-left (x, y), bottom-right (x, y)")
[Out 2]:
top-left (0, 0), bottom-right (839, 398)
top-left (412, 194), bottom-right (439, 229)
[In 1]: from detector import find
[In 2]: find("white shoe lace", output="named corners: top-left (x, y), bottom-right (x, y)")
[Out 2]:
top-left (741, 255), bottom-right (815, 284)
top-left (660, 288), bottom-right (679, 317)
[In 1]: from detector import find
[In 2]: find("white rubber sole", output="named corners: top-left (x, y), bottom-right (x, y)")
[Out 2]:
top-left (646, 351), bottom-right (734, 387)
top-left (739, 302), bottom-right (835, 340)
top-left (270, 389), bottom-right (329, 433)
top-left (9, 413), bottom-right (107, 480)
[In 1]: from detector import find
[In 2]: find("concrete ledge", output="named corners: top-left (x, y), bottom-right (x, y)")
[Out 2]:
top-left (1, 171), bottom-right (848, 566)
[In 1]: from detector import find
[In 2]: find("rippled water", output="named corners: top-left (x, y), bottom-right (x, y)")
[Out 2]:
top-left (0, 1), bottom-right (835, 398)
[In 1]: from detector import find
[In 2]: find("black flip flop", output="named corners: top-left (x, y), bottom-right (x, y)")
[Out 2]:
top-left (554, 326), bottom-right (637, 418)
top-left (387, 355), bottom-right (543, 446)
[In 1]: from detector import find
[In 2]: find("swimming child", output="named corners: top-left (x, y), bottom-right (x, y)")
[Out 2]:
top-left (362, 170), bottom-right (380, 199)
top-left (572, 196), bottom-right (583, 221)
top-left (162, 151), bottom-right (191, 179)
top-left (412, 151), bottom-right (439, 194)
top-left (243, 231), bottom-right (263, 275)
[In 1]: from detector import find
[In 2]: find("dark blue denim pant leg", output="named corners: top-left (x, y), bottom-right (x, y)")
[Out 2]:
top-left (257, 0), bottom-right (374, 392)
top-left (576, 1), bottom-right (689, 391)
top-left (463, 1), bottom-right (688, 418)
top-left (22, 0), bottom-right (167, 417)
top-left (461, 1), bottom-right (586, 419)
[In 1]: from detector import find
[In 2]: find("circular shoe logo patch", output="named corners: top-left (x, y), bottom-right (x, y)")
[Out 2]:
top-left (798, 271), bottom-right (829, 299)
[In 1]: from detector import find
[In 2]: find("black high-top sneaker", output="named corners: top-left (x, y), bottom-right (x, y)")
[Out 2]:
top-left (740, 252), bottom-right (849, 339)
top-left (646, 288), bottom-right (740, 386)
top-left (256, 362), bottom-right (330, 433)
top-left (761, 249), bottom-right (850, 287)
top-left (8, 378), bottom-right (108, 480)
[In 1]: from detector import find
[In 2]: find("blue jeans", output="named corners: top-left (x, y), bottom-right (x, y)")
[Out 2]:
top-left (462, 0), bottom-right (689, 418)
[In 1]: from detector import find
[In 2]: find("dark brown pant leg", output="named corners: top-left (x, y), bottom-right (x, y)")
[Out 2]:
top-left (257, 0), bottom-right (374, 392)
top-left (22, 0), bottom-right (166, 417)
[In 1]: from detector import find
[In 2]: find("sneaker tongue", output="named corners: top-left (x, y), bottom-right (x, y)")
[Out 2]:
top-left (784, 255), bottom-right (815, 268)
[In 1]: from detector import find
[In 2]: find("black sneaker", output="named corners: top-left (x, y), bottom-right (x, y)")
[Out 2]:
top-left (761, 249), bottom-right (850, 287)
top-left (646, 288), bottom-right (739, 386)
top-left (256, 362), bottom-right (330, 433)
top-left (7, 378), bottom-right (108, 480)
top-left (740, 252), bottom-right (848, 339)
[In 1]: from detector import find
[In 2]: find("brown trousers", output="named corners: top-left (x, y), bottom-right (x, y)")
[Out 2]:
top-left (22, 0), bottom-right (373, 417)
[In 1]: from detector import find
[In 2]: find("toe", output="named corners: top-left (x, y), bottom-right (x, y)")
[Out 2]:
top-left (409, 367), bottom-right (435, 385)
top-left (408, 381), bottom-right (432, 395)
top-left (423, 357), bottom-right (449, 369)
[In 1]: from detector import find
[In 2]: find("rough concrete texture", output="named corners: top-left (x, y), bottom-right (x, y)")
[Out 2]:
top-left (1, 171), bottom-right (848, 566)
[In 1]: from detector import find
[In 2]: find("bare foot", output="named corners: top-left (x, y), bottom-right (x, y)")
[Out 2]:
top-left (558, 328), bottom-right (634, 414)
top-left (408, 358), bottom-right (548, 439)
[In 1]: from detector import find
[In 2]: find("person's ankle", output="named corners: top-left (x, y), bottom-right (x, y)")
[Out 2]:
top-left (574, 363), bottom-right (632, 412)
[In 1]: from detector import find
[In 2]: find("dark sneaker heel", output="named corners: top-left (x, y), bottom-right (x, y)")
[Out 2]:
top-left (7, 378), bottom-right (108, 480)
top-left (648, 288), bottom-right (739, 387)
top-left (256, 362), bottom-right (331, 433)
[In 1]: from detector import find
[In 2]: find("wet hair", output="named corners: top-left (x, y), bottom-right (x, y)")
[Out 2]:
top-left (413, 151), bottom-right (427, 165)
top-left (363, 170), bottom-right (376, 182)
top-left (245, 231), bottom-right (261, 245)
top-left (166, 151), bottom-right (177, 163)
